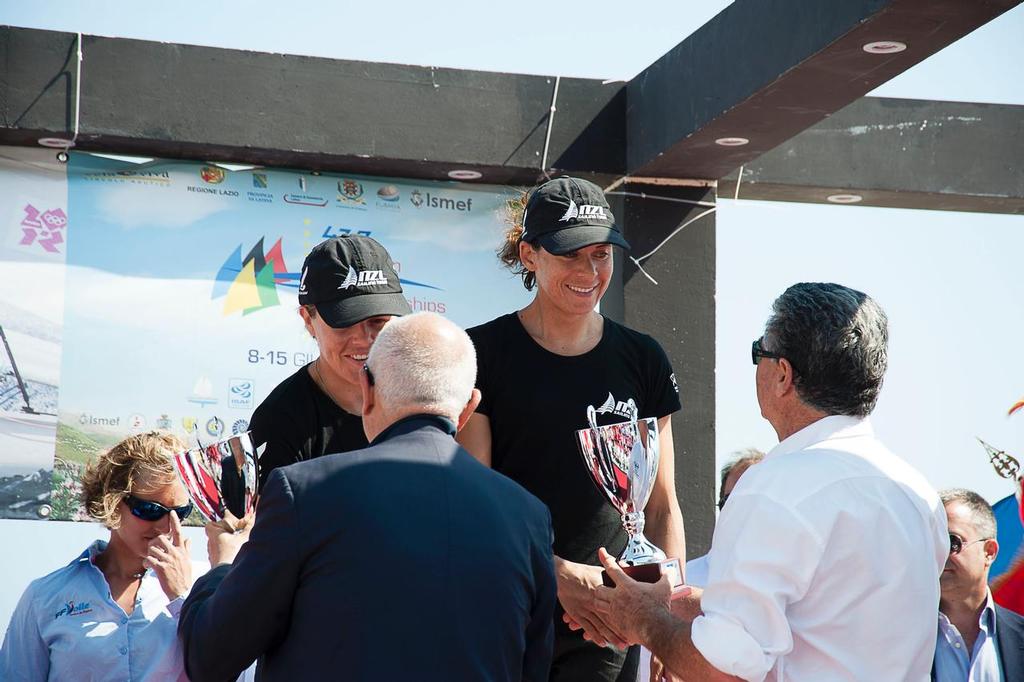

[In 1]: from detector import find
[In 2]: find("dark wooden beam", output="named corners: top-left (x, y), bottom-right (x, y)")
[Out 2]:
top-left (720, 97), bottom-right (1024, 215)
top-left (627, 0), bottom-right (1022, 180)
top-left (0, 26), bottom-right (624, 185)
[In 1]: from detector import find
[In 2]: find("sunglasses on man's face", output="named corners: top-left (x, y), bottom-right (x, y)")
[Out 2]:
top-left (948, 532), bottom-right (989, 556)
top-left (124, 494), bottom-right (193, 522)
top-left (751, 337), bottom-right (783, 366)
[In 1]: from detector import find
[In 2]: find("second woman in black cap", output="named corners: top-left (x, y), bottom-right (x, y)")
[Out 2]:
top-left (459, 177), bottom-right (686, 682)
top-left (250, 235), bottom-right (411, 489)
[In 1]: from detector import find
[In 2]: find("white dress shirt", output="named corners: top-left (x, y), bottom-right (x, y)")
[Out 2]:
top-left (934, 591), bottom-right (1003, 682)
top-left (691, 416), bottom-right (948, 681)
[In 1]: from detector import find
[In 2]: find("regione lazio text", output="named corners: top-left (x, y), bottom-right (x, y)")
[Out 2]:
top-left (0, 146), bottom-right (530, 521)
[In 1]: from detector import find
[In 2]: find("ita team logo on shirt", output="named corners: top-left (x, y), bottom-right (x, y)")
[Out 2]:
top-left (593, 392), bottom-right (638, 421)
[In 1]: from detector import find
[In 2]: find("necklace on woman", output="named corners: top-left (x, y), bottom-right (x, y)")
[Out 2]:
top-left (312, 359), bottom-right (342, 409)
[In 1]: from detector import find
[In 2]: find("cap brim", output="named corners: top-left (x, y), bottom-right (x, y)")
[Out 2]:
top-left (315, 292), bottom-right (412, 328)
top-left (534, 225), bottom-right (630, 255)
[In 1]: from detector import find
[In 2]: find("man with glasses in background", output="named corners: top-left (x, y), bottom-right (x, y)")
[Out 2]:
top-left (681, 449), bottom-right (764, 589)
top-left (570, 282), bottom-right (949, 681)
top-left (935, 489), bottom-right (1024, 681)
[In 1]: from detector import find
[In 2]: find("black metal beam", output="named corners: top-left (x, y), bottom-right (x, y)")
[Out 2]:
top-left (720, 97), bottom-right (1024, 215)
top-left (627, 0), bottom-right (1022, 180)
top-left (0, 26), bottom-right (624, 185)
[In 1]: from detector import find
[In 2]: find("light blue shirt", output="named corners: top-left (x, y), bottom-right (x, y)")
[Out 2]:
top-left (934, 592), bottom-right (1004, 682)
top-left (0, 540), bottom-right (188, 682)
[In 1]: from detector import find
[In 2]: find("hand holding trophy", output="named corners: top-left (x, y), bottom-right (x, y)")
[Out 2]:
top-left (576, 402), bottom-right (682, 588)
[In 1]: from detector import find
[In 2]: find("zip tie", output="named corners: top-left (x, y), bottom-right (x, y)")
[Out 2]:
top-left (629, 207), bottom-right (718, 286)
top-left (539, 76), bottom-right (561, 179)
top-left (65, 32), bottom-right (83, 157)
top-left (606, 190), bottom-right (715, 208)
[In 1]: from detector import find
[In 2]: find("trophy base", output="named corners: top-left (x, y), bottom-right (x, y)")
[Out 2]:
top-left (602, 558), bottom-right (683, 588)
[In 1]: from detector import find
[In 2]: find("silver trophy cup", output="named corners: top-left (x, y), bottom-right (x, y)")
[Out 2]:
top-left (575, 405), bottom-right (682, 586)
top-left (173, 431), bottom-right (260, 524)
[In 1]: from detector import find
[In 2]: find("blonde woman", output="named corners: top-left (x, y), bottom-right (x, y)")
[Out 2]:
top-left (2, 432), bottom-right (200, 681)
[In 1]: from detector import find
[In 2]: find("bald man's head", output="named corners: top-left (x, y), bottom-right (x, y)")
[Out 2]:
top-left (365, 312), bottom-right (477, 422)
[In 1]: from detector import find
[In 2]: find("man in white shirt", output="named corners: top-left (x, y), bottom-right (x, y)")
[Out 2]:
top-left (934, 488), bottom-right (1024, 681)
top-left (572, 282), bottom-right (949, 681)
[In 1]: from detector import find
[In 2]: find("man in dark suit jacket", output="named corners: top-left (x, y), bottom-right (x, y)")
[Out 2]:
top-left (934, 488), bottom-right (1024, 680)
top-left (179, 312), bottom-right (557, 682)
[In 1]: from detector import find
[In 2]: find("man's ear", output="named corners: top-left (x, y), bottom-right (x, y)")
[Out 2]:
top-left (984, 538), bottom-right (1000, 565)
top-left (456, 389), bottom-right (482, 433)
top-left (775, 358), bottom-right (797, 398)
top-left (359, 364), bottom-right (375, 419)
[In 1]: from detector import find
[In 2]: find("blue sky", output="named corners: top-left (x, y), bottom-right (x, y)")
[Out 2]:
top-left (3, 0), bottom-right (1024, 502)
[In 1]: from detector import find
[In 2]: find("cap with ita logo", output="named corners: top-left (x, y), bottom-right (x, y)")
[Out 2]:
top-left (520, 176), bottom-right (629, 254)
top-left (297, 235), bottom-right (412, 328)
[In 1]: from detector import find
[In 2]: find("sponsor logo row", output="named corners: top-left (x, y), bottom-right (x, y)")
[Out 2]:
top-left (83, 167), bottom-right (474, 212)
top-left (78, 413), bottom-right (251, 439)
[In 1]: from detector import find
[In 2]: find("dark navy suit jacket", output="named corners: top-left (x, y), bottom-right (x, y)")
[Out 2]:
top-left (996, 605), bottom-right (1024, 679)
top-left (932, 604), bottom-right (1024, 680)
top-left (179, 415), bottom-right (556, 682)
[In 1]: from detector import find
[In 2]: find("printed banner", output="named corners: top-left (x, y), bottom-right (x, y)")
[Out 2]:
top-left (0, 148), bottom-right (530, 520)
top-left (0, 147), bottom-right (68, 519)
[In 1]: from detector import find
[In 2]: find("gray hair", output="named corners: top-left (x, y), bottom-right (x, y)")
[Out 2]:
top-left (719, 448), bottom-right (765, 493)
top-left (764, 282), bottom-right (888, 417)
top-left (940, 488), bottom-right (997, 541)
top-left (366, 312), bottom-right (476, 421)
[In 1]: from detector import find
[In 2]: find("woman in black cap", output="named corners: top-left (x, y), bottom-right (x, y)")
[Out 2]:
top-left (250, 235), bottom-right (411, 489)
top-left (459, 177), bottom-right (686, 682)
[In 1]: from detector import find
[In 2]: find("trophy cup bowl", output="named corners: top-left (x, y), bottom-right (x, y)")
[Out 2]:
top-left (173, 431), bottom-right (260, 527)
top-left (575, 415), bottom-right (682, 587)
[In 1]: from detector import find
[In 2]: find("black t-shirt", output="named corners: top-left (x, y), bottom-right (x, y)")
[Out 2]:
top-left (467, 313), bottom-right (681, 566)
top-left (250, 363), bottom-right (368, 490)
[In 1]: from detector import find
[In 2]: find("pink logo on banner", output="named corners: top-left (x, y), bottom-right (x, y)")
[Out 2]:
top-left (19, 204), bottom-right (67, 253)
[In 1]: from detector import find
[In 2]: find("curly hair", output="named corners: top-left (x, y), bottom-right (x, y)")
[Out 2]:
top-left (80, 431), bottom-right (184, 529)
top-left (497, 190), bottom-right (536, 290)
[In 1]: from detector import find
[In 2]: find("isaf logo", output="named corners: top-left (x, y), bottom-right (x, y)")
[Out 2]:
top-left (594, 392), bottom-right (638, 420)
top-left (339, 268), bottom-right (388, 289)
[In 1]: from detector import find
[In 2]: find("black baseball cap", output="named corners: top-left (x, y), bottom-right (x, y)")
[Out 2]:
top-left (297, 235), bottom-right (412, 328)
top-left (520, 177), bottom-right (629, 254)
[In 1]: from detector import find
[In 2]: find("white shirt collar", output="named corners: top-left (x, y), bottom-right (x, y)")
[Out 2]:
top-left (767, 414), bottom-right (872, 460)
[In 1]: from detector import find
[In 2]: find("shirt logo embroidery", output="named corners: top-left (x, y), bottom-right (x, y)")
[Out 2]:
top-left (54, 600), bottom-right (93, 620)
top-left (594, 392), bottom-right (638, 421)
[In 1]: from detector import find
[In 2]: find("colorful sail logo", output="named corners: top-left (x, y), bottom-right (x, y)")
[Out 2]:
top-left (212, 237), bottom-right (300, 316)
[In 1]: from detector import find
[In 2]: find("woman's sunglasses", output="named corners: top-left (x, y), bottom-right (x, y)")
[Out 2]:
top-left (125, 494), bottom-right (193, 522)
